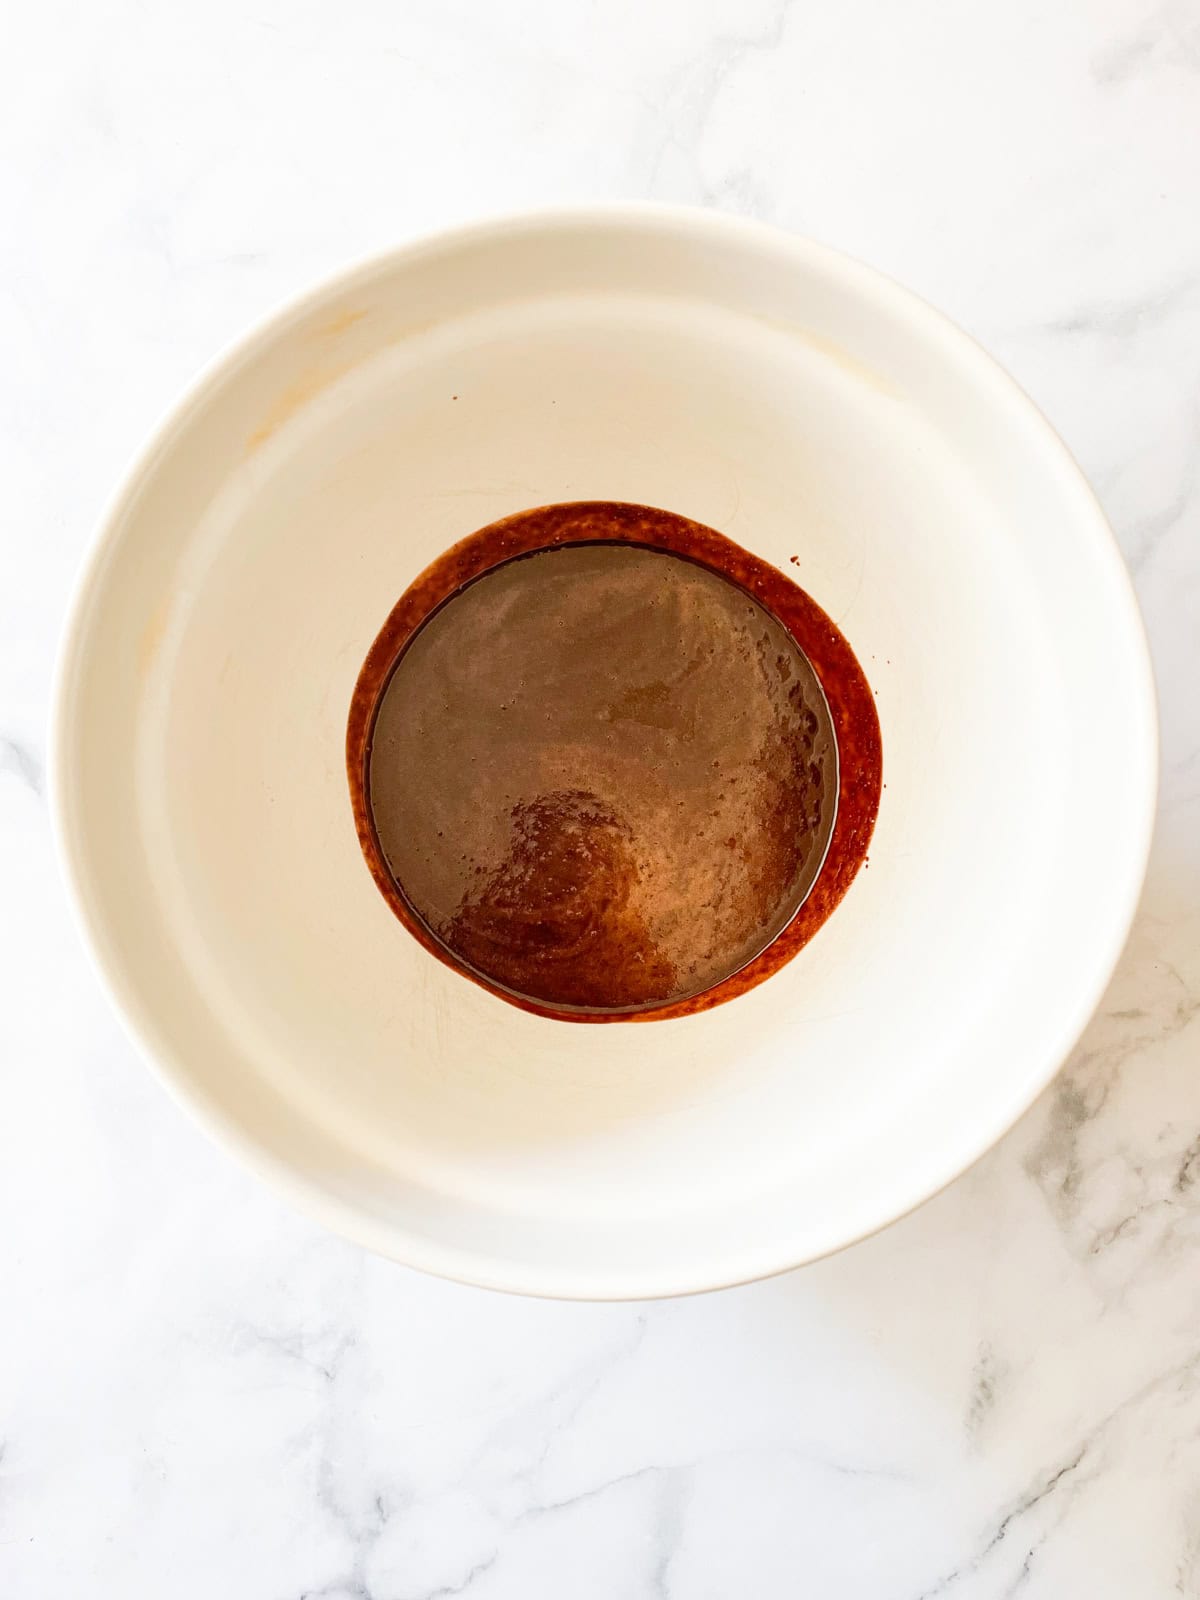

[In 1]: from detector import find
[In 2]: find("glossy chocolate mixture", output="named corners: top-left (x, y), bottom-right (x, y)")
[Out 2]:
top-left (348, 502), bottom-right (881, 1022)
top-left (366, 545), bottom-right (838, 1013)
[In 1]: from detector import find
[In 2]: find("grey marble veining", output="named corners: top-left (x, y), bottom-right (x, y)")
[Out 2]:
top-left (2, 0), bottom-right (1200, 1595)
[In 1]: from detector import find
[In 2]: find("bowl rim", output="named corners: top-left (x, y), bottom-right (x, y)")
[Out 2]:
top-left (50, 202), bottom-right (1159, 1299)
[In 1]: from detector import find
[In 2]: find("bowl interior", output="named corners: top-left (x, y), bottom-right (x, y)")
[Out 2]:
top-left (56, 213), bottom-right (1155, 1296)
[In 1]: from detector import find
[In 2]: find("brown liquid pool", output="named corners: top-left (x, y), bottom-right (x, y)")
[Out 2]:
top-left (347, 502), bottom-right (881, 1021)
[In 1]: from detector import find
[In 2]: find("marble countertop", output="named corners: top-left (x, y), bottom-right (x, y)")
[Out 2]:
top-left (3, 1), bottom-right (1199, 1594)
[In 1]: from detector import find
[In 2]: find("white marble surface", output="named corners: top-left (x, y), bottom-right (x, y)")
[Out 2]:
top-left (2, 1), bottom-right (1199, 1594)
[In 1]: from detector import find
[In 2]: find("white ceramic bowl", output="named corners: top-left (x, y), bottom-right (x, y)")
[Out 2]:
top-left (53, 207), bottom-right (1157, 1298)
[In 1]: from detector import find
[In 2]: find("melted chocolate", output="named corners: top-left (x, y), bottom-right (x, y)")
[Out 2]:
top-left (347, 503), bottom-right (881, 1022)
